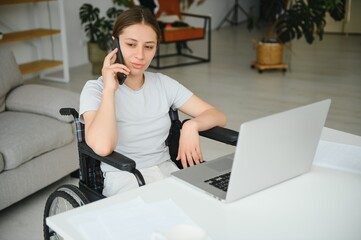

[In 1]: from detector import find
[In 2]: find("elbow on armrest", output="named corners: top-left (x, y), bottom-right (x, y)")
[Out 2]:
top-left (219, 114), bottom-right (227, 128)
top-left (79, 143), bottom-right (136, 172)
top-left (85, 134), bottom-right (116, 157)
top-left (95, 146), bottom-right (114, 157)
top-left (86, 142), bottom-right (115, 157)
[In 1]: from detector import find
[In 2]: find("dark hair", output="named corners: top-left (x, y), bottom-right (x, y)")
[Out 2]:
top-left (112, 7), bottom-right (161, 44)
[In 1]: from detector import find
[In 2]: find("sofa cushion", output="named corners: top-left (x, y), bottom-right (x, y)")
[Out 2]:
top-left (0, 111), bottom-right (74, 170)
top-left (0, 48), bottom-right (24, 113)
top-left (6, 84), bottom-right (79, 123)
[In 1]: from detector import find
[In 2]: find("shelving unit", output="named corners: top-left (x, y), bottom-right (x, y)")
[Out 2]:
top-left (0, 29), bottom-right (60, 43)
top-left (0, 0), bottom-right (69, 82)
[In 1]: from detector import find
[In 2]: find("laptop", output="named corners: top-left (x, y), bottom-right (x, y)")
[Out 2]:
top-left (171, 99), bottom-right (331, 203)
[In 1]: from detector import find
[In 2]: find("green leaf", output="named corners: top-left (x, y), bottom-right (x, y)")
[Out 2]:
top-left (79, 4), bottom-right (100, 24)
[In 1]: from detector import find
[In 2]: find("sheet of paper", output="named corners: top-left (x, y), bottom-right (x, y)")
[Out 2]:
top-left (67, 197), bottom-right (196, 240)
top-left (313, 140), bottom-right (361, 174)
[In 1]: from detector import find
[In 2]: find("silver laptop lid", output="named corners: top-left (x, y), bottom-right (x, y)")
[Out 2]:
top-left (226, 99), bottom-right (331, 202)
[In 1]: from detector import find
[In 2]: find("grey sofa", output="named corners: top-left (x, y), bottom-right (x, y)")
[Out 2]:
top-left (0, 48), bottom-right (79, 210)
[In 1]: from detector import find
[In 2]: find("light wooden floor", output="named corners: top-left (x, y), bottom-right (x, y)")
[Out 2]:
top-left (1, 26), bottom-right (360, 240)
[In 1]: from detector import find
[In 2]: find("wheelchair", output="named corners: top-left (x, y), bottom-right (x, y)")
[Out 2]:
top-left (43, 107), bottom-right (238, 240)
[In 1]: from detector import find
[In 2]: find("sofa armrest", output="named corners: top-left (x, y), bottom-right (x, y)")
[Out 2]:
top-left (6, 84), bottom-right (79, 123)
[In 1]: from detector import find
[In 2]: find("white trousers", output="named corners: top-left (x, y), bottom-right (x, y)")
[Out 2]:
top-left (102, 160), bottom-right (179, 197)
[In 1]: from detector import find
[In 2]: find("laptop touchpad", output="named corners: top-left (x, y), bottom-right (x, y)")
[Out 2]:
top-left (205, 153), bottom-right (234, 172)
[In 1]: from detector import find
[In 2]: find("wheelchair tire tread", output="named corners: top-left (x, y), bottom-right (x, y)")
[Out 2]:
top-left (56, 184), bottom-right (90, 206)
top-left (43, 186), bottom-right (88, 240)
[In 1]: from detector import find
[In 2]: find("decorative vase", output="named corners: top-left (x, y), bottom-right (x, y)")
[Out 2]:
top-left (87, 42), bottom-right (107, 75)
top-left (256, 41), bottom-right (283, 65)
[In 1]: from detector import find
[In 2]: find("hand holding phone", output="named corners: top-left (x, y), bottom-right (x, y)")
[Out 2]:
top-left (112, 38), bottom-right (127, 85)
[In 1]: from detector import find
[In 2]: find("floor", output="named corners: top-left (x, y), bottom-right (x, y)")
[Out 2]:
top-left (0, 25), bottom-right (360, 240)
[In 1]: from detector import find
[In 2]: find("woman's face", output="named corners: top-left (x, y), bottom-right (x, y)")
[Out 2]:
top-left (118, 23), bottom-right (157, 76)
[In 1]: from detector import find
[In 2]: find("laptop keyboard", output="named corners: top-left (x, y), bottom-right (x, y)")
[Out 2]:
top-left (204, 172), bottom-right (231, 192)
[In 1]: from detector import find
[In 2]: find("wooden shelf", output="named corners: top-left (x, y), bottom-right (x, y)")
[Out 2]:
top-left (1, 0), bottom-right (69, 81)
top-left (0, 28), bottom-right (60, 44)
top-left (19, 59), bottom-right (62, 74)
top-left (1, 28), bottom-right (65, 78)
top-left (0, 0), bottom-right (48, 5)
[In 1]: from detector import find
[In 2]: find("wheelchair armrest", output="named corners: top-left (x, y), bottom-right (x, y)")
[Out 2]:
top-left (200, 127), bottom-right (238, 146)
top-left (78, 142), bottom-right (136, 172)
top-left (78, 142), bottom-right (146, 186)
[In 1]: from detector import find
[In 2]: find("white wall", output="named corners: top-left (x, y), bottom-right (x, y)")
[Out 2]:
top-left (185, 0), bottom-right (257, 30)
top-left (0, 0), bottom-right (257, 69)
top-left (62, 0), bottom-right (113, 68)
top-left (324, 0), bottom-right (361, 34)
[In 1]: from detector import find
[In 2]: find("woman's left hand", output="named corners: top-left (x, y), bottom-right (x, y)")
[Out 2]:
top-left (177, 120), bottom-right (204, 169)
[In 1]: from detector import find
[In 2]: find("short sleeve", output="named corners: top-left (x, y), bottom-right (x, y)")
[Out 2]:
top-left (79, 78), bottom-right (104, 123)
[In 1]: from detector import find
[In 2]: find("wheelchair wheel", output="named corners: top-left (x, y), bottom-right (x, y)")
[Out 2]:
top-left (56, 184), bottom-right (89, 206)
top-left (43, 184), bottom-right (89, 240)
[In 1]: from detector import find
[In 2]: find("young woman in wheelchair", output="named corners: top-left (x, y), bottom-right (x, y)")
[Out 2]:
top-left (79, 7), bottom-right (226, 197)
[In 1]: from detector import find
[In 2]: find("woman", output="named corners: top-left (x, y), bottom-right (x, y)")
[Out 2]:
top-left (79, 7), bottom-right (226, 197)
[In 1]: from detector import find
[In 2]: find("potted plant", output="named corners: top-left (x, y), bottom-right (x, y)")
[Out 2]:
top-left (251, 0), bottom-right (345, 72)
top-left (79, 0), bottom-right (132, 75)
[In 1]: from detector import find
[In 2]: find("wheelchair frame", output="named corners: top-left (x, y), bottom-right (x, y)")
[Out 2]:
top-left (43, 107), bottom-right (238, 240)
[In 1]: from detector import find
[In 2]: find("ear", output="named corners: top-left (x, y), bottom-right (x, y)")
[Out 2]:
top-left (112, 36), bottom-right (115, 40)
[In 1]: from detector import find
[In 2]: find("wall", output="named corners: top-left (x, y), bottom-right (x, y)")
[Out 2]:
top-left (324, 0), bottom-right (361, 34)
top-left (0, 0), bottom-right (257, 70)
top-left (185, 0), bottom-right (257, 30)
top-left (62, 0), bottom-right (114, 69)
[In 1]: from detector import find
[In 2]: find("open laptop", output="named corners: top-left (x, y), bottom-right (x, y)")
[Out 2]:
top-left (171, 99), bottom-right (331, 203)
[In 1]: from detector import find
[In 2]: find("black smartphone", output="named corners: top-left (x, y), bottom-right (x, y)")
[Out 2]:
top-left (112, 38), bottom-right (127, 85)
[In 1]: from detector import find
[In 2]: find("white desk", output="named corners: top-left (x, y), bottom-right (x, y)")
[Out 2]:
top-left (47, 128), bottom-right (361, 240)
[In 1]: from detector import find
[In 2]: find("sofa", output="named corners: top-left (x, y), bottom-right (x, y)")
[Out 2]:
top-left (0, 48), bottom-right (79, 210)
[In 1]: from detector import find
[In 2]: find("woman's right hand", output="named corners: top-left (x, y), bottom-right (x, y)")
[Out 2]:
top-left (102, 48), bottom-right (130, 92)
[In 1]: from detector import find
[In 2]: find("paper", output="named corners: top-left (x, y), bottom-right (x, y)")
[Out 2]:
top-left (313, 140), bottom-right (361, 174)
top-left (67, 197), bottom-right (196, 240)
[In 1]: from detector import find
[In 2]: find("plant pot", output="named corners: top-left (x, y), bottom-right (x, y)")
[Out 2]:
top-left (87, 42), bottom-right (107, 75)
top-left (256, 41), bottom-right (283, 65)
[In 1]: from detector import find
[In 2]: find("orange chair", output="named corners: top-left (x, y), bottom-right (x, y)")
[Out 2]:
top-left (151, 0), bottom-right (211, 69)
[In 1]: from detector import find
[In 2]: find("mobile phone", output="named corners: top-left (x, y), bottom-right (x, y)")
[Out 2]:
top-left (112, 38), bottom-right (127, 85)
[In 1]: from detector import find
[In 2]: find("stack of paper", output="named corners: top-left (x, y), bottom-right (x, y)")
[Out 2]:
top-left (67, 198), bottom-right (196, 240)
top-left (314, 140), bottom-right (361, 174)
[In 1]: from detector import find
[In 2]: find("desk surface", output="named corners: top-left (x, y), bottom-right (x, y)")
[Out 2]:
top-left (47, 128), bottom-right (361, 240)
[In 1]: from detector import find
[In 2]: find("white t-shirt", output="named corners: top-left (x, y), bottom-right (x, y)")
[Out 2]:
top-left (79, 71), bottom-right (193, 171)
